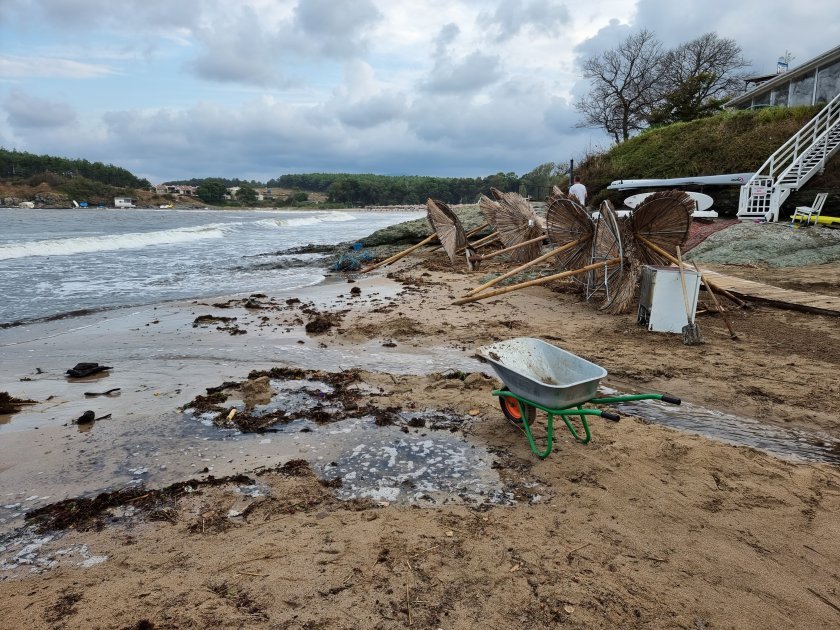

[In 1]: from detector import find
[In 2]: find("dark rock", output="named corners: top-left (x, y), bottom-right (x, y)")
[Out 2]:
top-left (75, 410), bottom-right (96, 424)
top-left (66, 363), bottom-right (112, 378)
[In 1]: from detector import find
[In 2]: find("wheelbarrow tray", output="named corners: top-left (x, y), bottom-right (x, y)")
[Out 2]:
top-left (477, 337), bottom-right (607, 409)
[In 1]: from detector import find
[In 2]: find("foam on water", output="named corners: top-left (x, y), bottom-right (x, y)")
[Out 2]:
top-left (0, 224), bottom-right (225, 260)
top-left (0, 207), bottom-right (423, 324)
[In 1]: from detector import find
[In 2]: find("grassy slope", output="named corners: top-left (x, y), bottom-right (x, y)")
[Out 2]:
top-left (578, 105), bottom-right (840, 216)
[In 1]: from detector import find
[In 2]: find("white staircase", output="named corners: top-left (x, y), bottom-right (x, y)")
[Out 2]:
top-left (738, 90), bottom-right (840, 221)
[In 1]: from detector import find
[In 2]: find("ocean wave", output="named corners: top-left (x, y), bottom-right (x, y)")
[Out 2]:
top-left (262, 211), bottom-right (356, 228)
top-left (0, 225), bottom-right (225, 260)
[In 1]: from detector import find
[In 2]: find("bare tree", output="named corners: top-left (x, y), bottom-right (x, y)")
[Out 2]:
top-left (575, 29), bottom-right (666, 142)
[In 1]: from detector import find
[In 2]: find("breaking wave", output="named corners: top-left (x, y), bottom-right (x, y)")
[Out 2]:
top-left (264, 211), bottom-right (356, 228)
top-left (0, 225), bottom-right (225, 260)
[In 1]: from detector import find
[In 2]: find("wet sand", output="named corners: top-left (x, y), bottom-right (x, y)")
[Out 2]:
top-left (1, 253), bottom-right (840, 629)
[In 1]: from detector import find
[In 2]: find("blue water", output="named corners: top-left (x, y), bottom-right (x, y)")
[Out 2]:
top-left (0, 207), bottom-right (422, 325)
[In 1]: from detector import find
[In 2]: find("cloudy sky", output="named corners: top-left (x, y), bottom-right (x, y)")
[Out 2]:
top-left (0, 0), bottom-right (837, 184)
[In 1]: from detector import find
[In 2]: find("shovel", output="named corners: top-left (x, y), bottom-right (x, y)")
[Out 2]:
top-left (676, 246), bottom-right (703, 345)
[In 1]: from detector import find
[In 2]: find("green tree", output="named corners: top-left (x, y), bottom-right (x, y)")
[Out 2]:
top-left (196, 181), bottom-right (226, 204)
top-left (237, 184), bottom-right (258, 205)
top-left (649, 33), bottom-right (749, 125)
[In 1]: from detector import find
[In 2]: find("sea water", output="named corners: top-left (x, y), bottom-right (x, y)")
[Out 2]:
top-left (0, 207), bottom-right (422, 325)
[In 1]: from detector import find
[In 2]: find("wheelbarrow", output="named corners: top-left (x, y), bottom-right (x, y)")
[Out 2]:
top-left (477, 337), bottom-right (681, 459)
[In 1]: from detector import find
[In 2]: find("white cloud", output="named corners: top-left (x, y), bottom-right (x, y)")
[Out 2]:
top-left (188, 7), bottom-right (285, 86)
top-left (421, 51), bottom-right (503, 94)
top-left (478, 0), bottom-right (571, 43)
top-left (0, 55), bottom-right (116, 79)
top-left (3, 90), bottom-right (78, 129)
top-left (293, 0), bottom-right (382, 58)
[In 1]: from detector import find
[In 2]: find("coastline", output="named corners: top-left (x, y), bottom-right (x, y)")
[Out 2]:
top-left (1, 243), bottom-right (839, 628)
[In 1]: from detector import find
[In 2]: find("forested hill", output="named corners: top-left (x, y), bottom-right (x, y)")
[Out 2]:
top-left (269, 172), bottom-right (525, 205)
top-left (578, 104), bottom-right (840, 213)
top-left (0, 148), bottom-right (149, 189)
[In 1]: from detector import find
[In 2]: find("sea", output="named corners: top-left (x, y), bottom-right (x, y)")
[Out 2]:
top-left (0, 207), bottom-right (423, 326)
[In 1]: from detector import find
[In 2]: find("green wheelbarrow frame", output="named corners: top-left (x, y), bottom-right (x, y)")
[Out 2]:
top-left (492, 389), bottom-right (681, 459)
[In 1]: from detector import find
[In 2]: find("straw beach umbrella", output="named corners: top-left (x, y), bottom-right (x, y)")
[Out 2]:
top-left (426, 198), bottom-right (469, 266)
top-left (630, 190), bottom-right (693, 266)
top-left (490, 191), bottom-right (544, 263)
top-left (545, 194), bottom-right (594, 272)
top-left (479, 194), bottom-right (500, 228)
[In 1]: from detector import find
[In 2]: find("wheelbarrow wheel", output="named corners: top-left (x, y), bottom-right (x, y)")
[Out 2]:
top-left (499, 390), bottom-right (536, 427)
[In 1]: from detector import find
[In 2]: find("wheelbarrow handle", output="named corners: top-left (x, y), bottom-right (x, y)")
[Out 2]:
top-left (661, 395), bottom-right (681, 405)
top-left (600, 411), bottom-right (620, 422)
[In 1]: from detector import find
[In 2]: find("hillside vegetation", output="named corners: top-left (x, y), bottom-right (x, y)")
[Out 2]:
top-left (577, 105), bottom-right (840, 215)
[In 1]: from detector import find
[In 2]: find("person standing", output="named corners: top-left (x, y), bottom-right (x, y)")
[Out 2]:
top-left (569, 176), bottom-right (587, 206)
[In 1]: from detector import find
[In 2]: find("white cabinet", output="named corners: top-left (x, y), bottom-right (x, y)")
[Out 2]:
top-left (637, 266), bottom-right (701, 333)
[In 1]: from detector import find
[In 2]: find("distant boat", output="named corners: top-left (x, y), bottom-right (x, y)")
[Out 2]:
top-left (159, 203), bottom-right (174, 209)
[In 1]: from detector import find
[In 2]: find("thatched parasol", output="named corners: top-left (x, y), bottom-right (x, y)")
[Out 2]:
top-left (478, 195), bottom-right (500, 228)
top-left (600, 220), bottom-right (640, 315)
top-left (585, 200), bottom-right (627, 309)
top-left (548, 185), bottom-right (566, 202)
top-left (545, 195), bottom-right (594, 271)
top-left (426, 198), bottom-right (468, 266)
top-left (492, 191), bottom-right (544, 263)
top-left (630, 190), bottom-right (693, 266)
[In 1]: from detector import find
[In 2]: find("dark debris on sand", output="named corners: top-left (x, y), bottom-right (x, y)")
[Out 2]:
top-left (0, 391), bottom-right (37, 414)
top-left (25, 473), bottom-right (256, 533)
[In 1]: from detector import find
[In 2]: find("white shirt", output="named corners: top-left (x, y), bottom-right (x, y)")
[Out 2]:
top-left (569, 183), bottom-right (587, 205)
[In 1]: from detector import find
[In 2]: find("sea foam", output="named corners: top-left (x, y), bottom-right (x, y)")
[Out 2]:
top-left (0, 225), bottom-right (225, 260)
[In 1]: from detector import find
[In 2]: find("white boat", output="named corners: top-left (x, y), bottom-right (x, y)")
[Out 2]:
top-left (607, 173), bottom-right (754, 190)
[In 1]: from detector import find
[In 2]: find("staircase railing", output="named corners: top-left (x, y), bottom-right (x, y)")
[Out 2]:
top-left (739, 90), bottom-right (840, 220)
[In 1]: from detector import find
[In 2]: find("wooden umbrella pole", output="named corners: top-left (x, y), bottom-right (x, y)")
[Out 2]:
top-left (693, 262), bottom-right (739, 339)
top-left (636, 236), bottom-right (742, 304)
top-left (465, 222), bottom-right (490, 238)
top-left (466, 236), bottom-right (587, 296)
top-left (454, 257), bottom-right (620, 305)
top-left (360, 232), bottom-right (438, 273)
top-left (477, 233), bottom-right (547, 262)
top-left (466, 231), bottom-right (500, 249)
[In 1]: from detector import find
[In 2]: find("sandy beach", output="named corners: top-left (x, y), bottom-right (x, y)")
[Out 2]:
top-left (1, 239), bottom-right (840, 628)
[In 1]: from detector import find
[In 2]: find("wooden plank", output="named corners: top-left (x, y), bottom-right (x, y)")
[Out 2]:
top-left (700, 269), bottom-right (840, 316)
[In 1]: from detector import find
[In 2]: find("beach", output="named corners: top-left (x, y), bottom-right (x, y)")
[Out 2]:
top-left (1, 223), bottom-right (840, 628)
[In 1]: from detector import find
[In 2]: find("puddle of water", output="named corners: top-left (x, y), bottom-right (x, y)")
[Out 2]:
top-left (314, 415), bottom-right (511, 506)
top-left (600, 386), bottom-right (840, 465)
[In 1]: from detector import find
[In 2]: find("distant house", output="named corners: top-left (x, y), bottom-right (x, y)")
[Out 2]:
top-left (727, 45), bottom-right (840, 110)
top-left (154, 184), bottom-right (198, 196)
top-left (114, 197), bottom-right (136, 208)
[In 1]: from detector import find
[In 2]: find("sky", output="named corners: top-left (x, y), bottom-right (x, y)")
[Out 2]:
top-left (0, 1), bottom-right (837, 184)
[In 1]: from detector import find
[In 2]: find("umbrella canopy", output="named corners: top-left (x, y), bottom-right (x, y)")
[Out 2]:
top-left (426, 198), bottom-right (468, 265)
top-left (492, 191), bottom-right (544, 263)
top-left (478, 194), bottom-right (500, 228)
top-left (630, 190), bottom-right (693, 266)
top-left (548, 185), bottom-right (566, 202)
top-left (587, 200), bottom-right (626, 302)
top-left (545, 194), bottom-right (594, 271)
